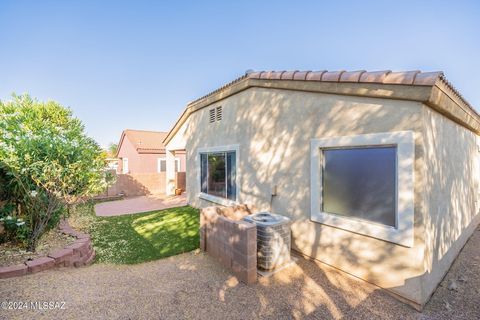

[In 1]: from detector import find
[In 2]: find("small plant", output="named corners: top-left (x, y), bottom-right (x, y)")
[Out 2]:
top-left (0, 215), bottom-right (29, 244)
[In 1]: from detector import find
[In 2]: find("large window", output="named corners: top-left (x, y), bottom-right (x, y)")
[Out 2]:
top-left (322, 146), bottom-right (397, 227)
top-left (199, 146), bottom-right (237, 204)
top-left (311, 131), bottom-right (414, 247)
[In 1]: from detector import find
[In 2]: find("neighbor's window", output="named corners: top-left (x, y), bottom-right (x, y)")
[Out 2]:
top-left (310, 131), bottom-right (415, 247)
top-left (158, 158), bottom-right (166, 172)
top-left (322, 146), bottom-right (397, 227)
top-left (175, 158), bottom-right (181, 172)
top-left (158, 158), bottom-right (180, 172)
top-left (200, 151), bottom-right (236, 201)
top-left (122, 158), bottom-right (129, 174)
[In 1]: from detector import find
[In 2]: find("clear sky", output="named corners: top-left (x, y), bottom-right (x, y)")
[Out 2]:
top-left (1, 1), bottom-right (479, 147)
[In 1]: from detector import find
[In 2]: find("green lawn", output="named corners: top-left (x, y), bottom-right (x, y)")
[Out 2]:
top-left (70, 203), bottom-right (200, 264)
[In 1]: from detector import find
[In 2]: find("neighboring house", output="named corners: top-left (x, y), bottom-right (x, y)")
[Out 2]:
top-left (108, 129), bottom-right (186, 196)
top-left (116, 129), bottom-right (185, 174)
top-left (163, 69), bottom-right (480, 310)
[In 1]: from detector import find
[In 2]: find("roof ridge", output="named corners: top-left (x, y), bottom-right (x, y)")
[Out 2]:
top-left (187, 69), bottom-right (454, 107)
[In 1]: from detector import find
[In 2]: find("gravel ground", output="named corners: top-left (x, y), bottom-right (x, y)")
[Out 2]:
top-left (1, 227), bottom-right (479, 320)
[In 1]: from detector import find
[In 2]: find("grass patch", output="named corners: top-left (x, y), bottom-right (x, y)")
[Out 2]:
top-left (70, 203), bottom-right (199, 264)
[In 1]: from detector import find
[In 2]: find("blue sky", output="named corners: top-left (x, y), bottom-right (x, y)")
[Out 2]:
top-left (1, 1), bottom-right (479, 147)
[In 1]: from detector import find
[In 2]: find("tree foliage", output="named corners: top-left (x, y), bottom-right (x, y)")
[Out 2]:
top-left (107, 143), bottom-right (118, 157)
top-left (0, 94), bottom-right (112, 250)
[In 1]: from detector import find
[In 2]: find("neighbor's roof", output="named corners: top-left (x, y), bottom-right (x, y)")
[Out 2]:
top-left (117, 129), bottom-right (168, 156)
top-left (163, 69), bottom-right (480, 145)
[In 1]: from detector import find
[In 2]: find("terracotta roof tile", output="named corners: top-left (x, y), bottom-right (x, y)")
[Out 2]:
top-left (269, 71), bottom-right (284, 80)
top-left (384, 71), bottom-right (420, 85)
top-left (413, 71), bottom-right (444, 85)
top-left (193, 69), bottom-right (451, 108)
top-left (322, 71), bottom-right (346, 82)
top-left (305, 71), bottom-right (326, 81)
top-left (259, 71), bottom-right (271, 79)
top-left (359, 70), bottom-right (391, 83)
top-left (293, 71), bottom-right (309, 80)
top-left (280, 71), bottom-right (297, 80)
top-left (339, 70), bottom-right (366, 83)
top-left (248, 71), bottom-right (262, 78)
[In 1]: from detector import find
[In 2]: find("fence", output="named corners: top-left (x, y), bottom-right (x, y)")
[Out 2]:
top-left (99, 172), bottom-right (166, 197)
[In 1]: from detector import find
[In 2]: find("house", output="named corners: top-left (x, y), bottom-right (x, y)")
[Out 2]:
top-left (116, 129), bottom-right (184, 175)
top-left (108, 129), bottom-right (186, 196)
top-left (163, 69), bottom-right (480, 310)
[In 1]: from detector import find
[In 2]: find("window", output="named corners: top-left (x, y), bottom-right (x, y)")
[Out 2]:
top-left (216, 106), bottom-right (222, 121)
top-left (175, 158), bottom-right (181, 172)
top-left (323, 146), bottom-right (397, 227)
top-left (122, 158), bottom-right (129, 174)
top-left (311, 131), bottom-right (414, 247)
top-left (158, 158), bottom-right (166, 172)
top-left (158, 157), bottom-right (181, 172)
top-left (199, 145), bottom-right (238, 205)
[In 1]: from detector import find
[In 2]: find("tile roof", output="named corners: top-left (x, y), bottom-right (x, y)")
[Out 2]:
top-left (164, 69), bottom-right (479, 146)
top-left (120, 129), bottom-right (168, 154)
top-left (188, 70), bottom-right (475, 115)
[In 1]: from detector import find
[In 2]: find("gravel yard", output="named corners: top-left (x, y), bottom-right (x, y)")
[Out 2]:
top-left (1, 227), bottom-right (479, 320)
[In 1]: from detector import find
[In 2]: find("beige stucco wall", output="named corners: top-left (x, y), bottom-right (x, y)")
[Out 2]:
top-left (180, 86), bottom-right (479, 307)
top-left (420, 105), bottom-right (480, 301)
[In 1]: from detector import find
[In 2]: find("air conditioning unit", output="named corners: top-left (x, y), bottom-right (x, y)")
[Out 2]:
top-left (244, 212), bottom-right (292, 270)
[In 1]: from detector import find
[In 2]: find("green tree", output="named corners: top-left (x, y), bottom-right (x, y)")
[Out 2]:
top-left (107, 143), bottom-right (118, 157)
top-left (0, 94), bottom-right (112, 250)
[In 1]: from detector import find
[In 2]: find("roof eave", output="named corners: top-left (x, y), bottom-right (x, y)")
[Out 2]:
top-left (164, 74), bottom-right (480, 145)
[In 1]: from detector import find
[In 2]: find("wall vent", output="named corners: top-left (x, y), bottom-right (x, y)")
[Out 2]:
top-left (209, 108), bottom-right (215, 123)
top-left (216, 106), bottom-right (222, 121)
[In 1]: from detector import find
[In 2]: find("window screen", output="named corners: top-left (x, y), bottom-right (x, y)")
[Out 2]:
top-left (200, 151), bottom-right (236, 201)
top-left (322, 146), bottom-right (397, 227)
top-left (158, 159), bottom-right (166, 172)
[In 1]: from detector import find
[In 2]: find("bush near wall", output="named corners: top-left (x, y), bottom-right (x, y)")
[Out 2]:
top-left (0, 94), bottom-right (113, 251)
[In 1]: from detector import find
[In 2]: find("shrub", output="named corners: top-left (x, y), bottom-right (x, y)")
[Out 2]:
top-left (0, 94), bottom-right (113, 251)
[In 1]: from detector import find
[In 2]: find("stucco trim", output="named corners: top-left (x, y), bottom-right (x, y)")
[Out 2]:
top-left (310, 131), bottom-right (415, 247)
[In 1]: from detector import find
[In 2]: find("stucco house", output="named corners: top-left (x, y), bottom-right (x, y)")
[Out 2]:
top-left (163, 69), bottom-right (480, 309)
top-left (116, 129), bottom-right (185, 175)
top-left (107, 129), bottom-right (186, 196)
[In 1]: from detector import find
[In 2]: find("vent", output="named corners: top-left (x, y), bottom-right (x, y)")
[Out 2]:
top-left (209, 109), bottom-right (215, 123)
top-left (216, 106), bottom-right (222, 121)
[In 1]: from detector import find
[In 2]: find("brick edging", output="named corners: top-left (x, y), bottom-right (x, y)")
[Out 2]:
top-left (0, 220), bottom-right (95, 279)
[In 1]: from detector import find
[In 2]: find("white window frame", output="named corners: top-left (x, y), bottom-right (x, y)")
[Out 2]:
top-left (175, 157), bottom-right (181, 172)
top-left (157, 157), bottom-right (166, 173)
top-left (197, 144), bottom-right (239, 206)
top-left (310, 131), bottom-right (415, 247)
top-left (122, 158), bottom-right (129, 174)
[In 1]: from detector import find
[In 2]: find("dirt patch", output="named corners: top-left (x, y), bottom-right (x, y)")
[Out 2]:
top-left (0, 228), bottom-right (76, 267)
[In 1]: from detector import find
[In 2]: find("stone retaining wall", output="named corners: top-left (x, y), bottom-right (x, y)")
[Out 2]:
top-left (200, 205), bottom-right (257, 284)
top-left (0, 220), bottom-right (95, 279)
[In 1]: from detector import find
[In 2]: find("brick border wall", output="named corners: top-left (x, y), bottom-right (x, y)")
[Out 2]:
top-left (200, 206), bottom-right (257, 284)
top-left (0, 220), bottom-right (95, 279)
